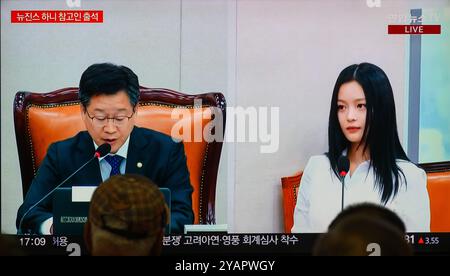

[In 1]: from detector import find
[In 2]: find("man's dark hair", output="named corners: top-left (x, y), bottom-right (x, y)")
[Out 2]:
top-left (85, 174), bottom-right (168, 256)
top-left (328, 202), bottom-right (406, 233)
top-left (313, 215), bottom-right (413, 256)
top-left (79, 63), bottom-right (140, 109)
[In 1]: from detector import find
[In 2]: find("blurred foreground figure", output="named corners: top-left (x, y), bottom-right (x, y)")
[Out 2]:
top-left (313, 203), bottom-right (413, 256)
top-left (84, 174), bottom-right (169, 256)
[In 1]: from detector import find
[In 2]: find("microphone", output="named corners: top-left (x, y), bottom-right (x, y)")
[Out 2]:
top-left (94, 143), bottom-right (111, 159)
top-left (337, 155), bottom-right (350, 211)
top-left (18, 143), bottom-right (111, 234)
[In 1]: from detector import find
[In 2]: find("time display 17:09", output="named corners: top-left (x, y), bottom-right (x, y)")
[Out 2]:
top-left (19, 237), bottom-right (46, 246)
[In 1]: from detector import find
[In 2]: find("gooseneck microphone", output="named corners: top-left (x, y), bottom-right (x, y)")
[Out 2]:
top-left (18, 143), bottom-right (111, 234)
top-left (337, 155), bottom-right (350, 212)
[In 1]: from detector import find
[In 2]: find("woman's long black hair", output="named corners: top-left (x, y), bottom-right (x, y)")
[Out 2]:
top-left (327, 63), bottom-right (409, 204)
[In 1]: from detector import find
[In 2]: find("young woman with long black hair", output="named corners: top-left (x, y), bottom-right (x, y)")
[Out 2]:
top-left (292, 63), bottom-right (430, 233)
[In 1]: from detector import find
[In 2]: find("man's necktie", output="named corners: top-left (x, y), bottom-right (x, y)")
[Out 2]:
top-left (104, 155), bottom-right (124, 177)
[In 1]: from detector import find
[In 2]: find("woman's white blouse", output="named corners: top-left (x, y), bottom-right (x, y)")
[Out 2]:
top-left (291, 155), bottom-right (430, 233)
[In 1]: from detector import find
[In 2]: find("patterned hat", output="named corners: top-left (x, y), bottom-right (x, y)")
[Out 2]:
top-left (89, 174), bottom-right (168, 239)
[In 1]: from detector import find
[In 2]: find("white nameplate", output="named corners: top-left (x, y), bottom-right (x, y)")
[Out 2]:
top-left (72, 186), bottom-right (97, 202)
top-left (184, 224), bottom-right (228, 234)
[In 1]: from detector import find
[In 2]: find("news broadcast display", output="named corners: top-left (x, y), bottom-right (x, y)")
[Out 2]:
top-left (1, 0), bottom-right (449, 261)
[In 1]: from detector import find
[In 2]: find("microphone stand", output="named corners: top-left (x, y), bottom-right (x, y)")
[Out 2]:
top-left (18, 143), bottom-right (111, 234)
top-left (18, 155), bottom-right (97, 234)
top-left (339, 172), bottom-right (347, 212)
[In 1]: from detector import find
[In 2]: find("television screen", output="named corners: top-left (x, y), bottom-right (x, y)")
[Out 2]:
top-left (1, 0), bottom-right (449, 259)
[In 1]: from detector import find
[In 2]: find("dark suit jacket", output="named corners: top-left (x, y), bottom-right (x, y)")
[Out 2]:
top-left (16, 126), bottom-right (194, 234)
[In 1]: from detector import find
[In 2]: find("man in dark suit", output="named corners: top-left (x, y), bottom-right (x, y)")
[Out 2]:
top-left (16, 63), bottom-right (194, 234)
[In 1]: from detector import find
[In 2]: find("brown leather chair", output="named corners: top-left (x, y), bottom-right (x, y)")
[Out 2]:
top-left (14, 87), bottom-right (226, 225)
top-left (282, 161), bottom-right (450, 233)
top-left (281, 171), bottom-right (302, 233)
top-left (419, 162), bottom-right (450, 232)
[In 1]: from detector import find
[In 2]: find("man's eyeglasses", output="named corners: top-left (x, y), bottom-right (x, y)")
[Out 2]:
top-left (85, 110), bottom-right (135, 128)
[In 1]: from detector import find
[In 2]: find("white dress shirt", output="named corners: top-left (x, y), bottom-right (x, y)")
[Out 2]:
top-left (291, 155), bottom-right (431, 233)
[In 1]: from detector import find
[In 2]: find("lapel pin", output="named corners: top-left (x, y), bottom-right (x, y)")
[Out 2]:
top-left (137, 162), bottom-right (143, 168)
